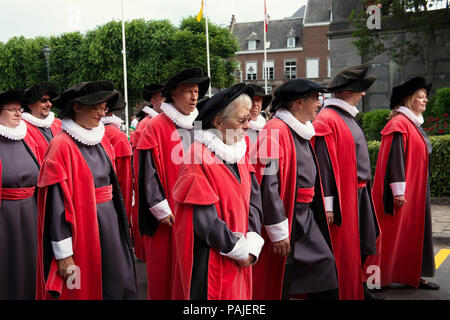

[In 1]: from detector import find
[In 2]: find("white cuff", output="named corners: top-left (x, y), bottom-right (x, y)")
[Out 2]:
top-left (52, 237), bottom-right (73, 260)
top-left (324, 196), bottom-right (334, 212)
top-left (265, 219), bottom-right (289, 243)
top-left (245, 232), bottom-right (265, 262)
top-left (149, 199), bottom-right (172, 221)
top-left (220, 232), bottom-right (249, 261)
top-left (390, 182), bottom-right (406, 196)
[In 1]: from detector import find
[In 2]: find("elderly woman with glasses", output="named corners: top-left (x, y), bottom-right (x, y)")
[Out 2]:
top-left (171, 83), bottom-right (264, 300)
top-left (35, 81), bottom-right (137, 300)
top-left (0, 89), bottom-right (40, 299)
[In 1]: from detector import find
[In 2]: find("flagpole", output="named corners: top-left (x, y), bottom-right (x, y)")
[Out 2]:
top-left (204, 0), bottom-right (212, 97)
top-left (121, 0), bottom-right (129, 136)
top-left (263, 0), bottom-right (268, 94)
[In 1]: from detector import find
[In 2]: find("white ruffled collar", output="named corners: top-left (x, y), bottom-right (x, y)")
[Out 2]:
top-left (194, 129), bottom-right (247, 164)
top-left (143, 106), bottom-right (159, 118)
top-left (62, 118), bottom-right (105, 146)
top-left (249, 114), bottom-right (266, 131)
top-left (397, 106), bottom-right (424, 127)
top-left (274, 108), bottom-right (315, 141)
top-left (101, 114), bottom-right (123, 129)
top-left (161, 102), bottom-right (198, 129)
top-left (21, 111), bottom-right (55, 128)
top-left (0, 120), bottom-right (27, 141)
top-left (324, 98), bottom-right (359, 118)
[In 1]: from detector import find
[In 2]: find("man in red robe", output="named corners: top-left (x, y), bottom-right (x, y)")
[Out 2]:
top-left (313, 64), bottom-right (382, 300)
top-left (137, 67), bottom-right (210, 299)
top-left (21, 82), bottom-right (61, 162)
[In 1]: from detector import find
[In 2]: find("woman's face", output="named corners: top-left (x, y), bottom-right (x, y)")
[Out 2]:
top-left (73, 101), bottom-right (108, 129)
top-left (0, 101), bottom-right (23, 128)
top-left (409, 89), bottom-right (428, 116)
top-left (214, 103), bottom-right (251, 145)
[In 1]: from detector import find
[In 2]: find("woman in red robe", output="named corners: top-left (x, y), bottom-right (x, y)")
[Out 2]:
top-left (367, 77), bottom-right (439, 290)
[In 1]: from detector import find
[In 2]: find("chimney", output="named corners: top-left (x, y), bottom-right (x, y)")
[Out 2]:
top-left (229, 14), bottom-right (236, 32)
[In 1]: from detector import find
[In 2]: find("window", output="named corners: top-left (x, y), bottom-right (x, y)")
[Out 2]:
top-left (284, 60), bottom-right (296, 79)
top-left (287, 37), bottom-right (296, 48)
top-left (248, 40), bottom-right (256, 51)
top-left (306, 58), bottom-right (319, 79)
top-left (263, 61), bottom-right (274, 80)
top-left (246, 62), bottom-right (257, 80)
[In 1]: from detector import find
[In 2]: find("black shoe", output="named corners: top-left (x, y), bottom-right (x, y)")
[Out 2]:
top-left (418, 279), bottom-right (440, 290)
top-left (364, 284), bottom-right (385, 300)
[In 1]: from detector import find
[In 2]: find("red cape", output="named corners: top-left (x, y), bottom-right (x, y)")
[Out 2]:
top-left (136, 113), bottom-right (183, 300)
top-left (313, 108), bottom-right (365, 300)
top-left (23, 118), bottom-right (61, 163)
top-left (104, 125), bottom-right (133, 221)
top-left (366, 114), bottom-right (428, 288)
top-left (36, 131), bottom-right (117, 300)
top-left (171, 141), bottom-right (253, 300)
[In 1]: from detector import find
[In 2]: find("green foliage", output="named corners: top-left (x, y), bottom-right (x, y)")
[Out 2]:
top-left (367, 134), bottom-right (450, 196)
top-left (362, 109), bottom-right (391, 141)
top-left (423, 87), bottom-right (450, 136)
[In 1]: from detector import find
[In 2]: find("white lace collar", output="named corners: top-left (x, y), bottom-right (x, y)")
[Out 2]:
top-left (397, 106), bottom-right (424, 126)
top-left (101, 114), bottom-right (123, 129)
top-left (21, 111), bottom-right (55, 128)
top-left (194, 129), bottom-right (247, 164)
top-left (249, 114), bottom-right (266, 131)
top-left (274, 108), bottom-right (316, 141)
top-left (143, 106), bottom-right (159, 118)
top-left (0, 120), bottom-right (27, 141)
top-left (161, 102), bottom-right (198, 129)
top-left (324, 98), bottom-right (359, 118)
top-left (62, 118), bottom-right (105, 146)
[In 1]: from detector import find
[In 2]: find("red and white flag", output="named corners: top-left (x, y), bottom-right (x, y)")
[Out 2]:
top-left (264, 0), bottom-right (269, 32)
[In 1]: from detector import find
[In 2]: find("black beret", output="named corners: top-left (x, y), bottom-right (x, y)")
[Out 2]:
top-left (23, 82), bottom-right (58, 108)
top-left (327, 64), bottom-right (376, 93)
top-left (52, 81), bottom-right (119, 111)
top-left (162, 67), bottom-right (210, 103)
top-left (390, 77), bottom-right (432, 109)
top-left (196, 83), bottom-right (254, 129)
top-left (142, 83), bottom-right (164, 101)
top-left (108, 92), bottom-right (126, 112)
top-left (271, 79), bottom-right (328, 112)
top-left (0, 89), bottom-right (25, 107)
top-left (246, 84), bottom-right (272, 109)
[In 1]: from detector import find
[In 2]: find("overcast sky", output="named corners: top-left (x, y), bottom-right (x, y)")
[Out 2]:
top-left (0, 0), bottom-right (307, 43)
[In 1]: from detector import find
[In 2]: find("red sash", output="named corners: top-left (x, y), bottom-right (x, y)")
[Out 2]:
top-left (296, 187), bottom-right (315, 203)
top-left (95, 185), bottom-right (113, 204)
top-left (1, 186), bottom-right (36, 205)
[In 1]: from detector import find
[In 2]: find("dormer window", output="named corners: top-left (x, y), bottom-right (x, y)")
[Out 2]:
top-left (248, 40), bottom-right (257, 51)
top-left (287, 37), bottom-right (296, 48)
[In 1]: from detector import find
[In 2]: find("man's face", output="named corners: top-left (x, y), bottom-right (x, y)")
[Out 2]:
top-left (250, 96), bottom-right (263, 120)
top-left (150, 91), bottom-right (165, 113)
top-left (171, 83), bottom-right (199, 115)
top-left (28, 93), bottom-right (52, 119)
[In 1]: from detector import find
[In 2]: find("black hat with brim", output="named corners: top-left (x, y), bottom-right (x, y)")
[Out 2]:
top-left (0, 89), bottom-right (25, 107)
top-left (246, 84), bottom-right (273, 110)
top-left (142, 83), bottom-right (164, 101)
top-left (390, 77), bottom-right (432, 109)
top-left (327, 64), bottom-right (376, 93)
top-left (53, 81), bottom-right (119, 112)
top-left (196, 83), bottom-right (254, 129)
top-left (108, 92), bottom-right (126, 113)
top-left (162, 67), bottom-right (210, 103)
top-left (270, 79), bottom-right (328, 112)
top-left (23, 82), bottom-right (59, 110)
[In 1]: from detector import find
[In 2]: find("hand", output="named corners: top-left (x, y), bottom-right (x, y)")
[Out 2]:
top-left (159, 213), bottom-right (175, 227)
top-left (237, 254), bottom-right (255, 267)
top-left (393, 195), bottom-right (407, 209)
top-left (326, 211), bottom-right (334, 225)
top-left (57, 256), bottom-right (76, 280)
top-left (272, 238), bottom-right (290, 257)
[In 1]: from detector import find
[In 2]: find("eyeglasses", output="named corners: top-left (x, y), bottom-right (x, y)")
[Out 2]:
top-left (90, 105), bottom-right (109, 113)
top-left (40, 98), bottom-right (51, 103)
top-left (2, 107), bottom-right (24, 113)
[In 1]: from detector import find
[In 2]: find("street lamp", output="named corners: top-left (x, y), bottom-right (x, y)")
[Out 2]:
top-left (42, 45), bottom-right (52, 81)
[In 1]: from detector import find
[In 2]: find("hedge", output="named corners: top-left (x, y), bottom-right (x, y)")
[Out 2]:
top-left (367, 134), bottom-right (450, 197)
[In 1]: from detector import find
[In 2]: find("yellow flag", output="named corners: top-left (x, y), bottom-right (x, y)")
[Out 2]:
top-left (197, 0), bottom-right (204, 22)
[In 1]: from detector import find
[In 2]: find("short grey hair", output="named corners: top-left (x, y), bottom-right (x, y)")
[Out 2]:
top-left (217, 93), bottom-right (252, 119)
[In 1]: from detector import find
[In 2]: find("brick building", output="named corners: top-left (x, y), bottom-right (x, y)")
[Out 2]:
top-left (230, 0), bottom-right (332, 93)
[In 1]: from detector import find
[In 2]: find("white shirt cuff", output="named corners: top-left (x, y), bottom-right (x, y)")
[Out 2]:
top-left (390, 182), bottom-right (406, 196)
top-left (52, 237), bottom-right (73, 260)
top-left (220, 232), bottom-right (249, 261)
top-left (324, 196), bottom-right (334, 212)
top-left (149, 199), bottom-right (172, 221)
top-left (265, 218), bottom-right (289, 243)
top-left (245, 232), bottom-right (265, 263)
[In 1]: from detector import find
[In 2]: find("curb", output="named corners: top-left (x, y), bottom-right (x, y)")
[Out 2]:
top-left (433, 234), bottom-right (450, 246)
top-left (431, 197), bottom-right (450, 205)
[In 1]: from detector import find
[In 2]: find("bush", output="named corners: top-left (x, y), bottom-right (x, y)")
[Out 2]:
top-left (367, 134), bottom-right (450, 197)
top-left (423, 87), bottom-right (450, 136)
top-left (362, 109), bottom-right (390, 141)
